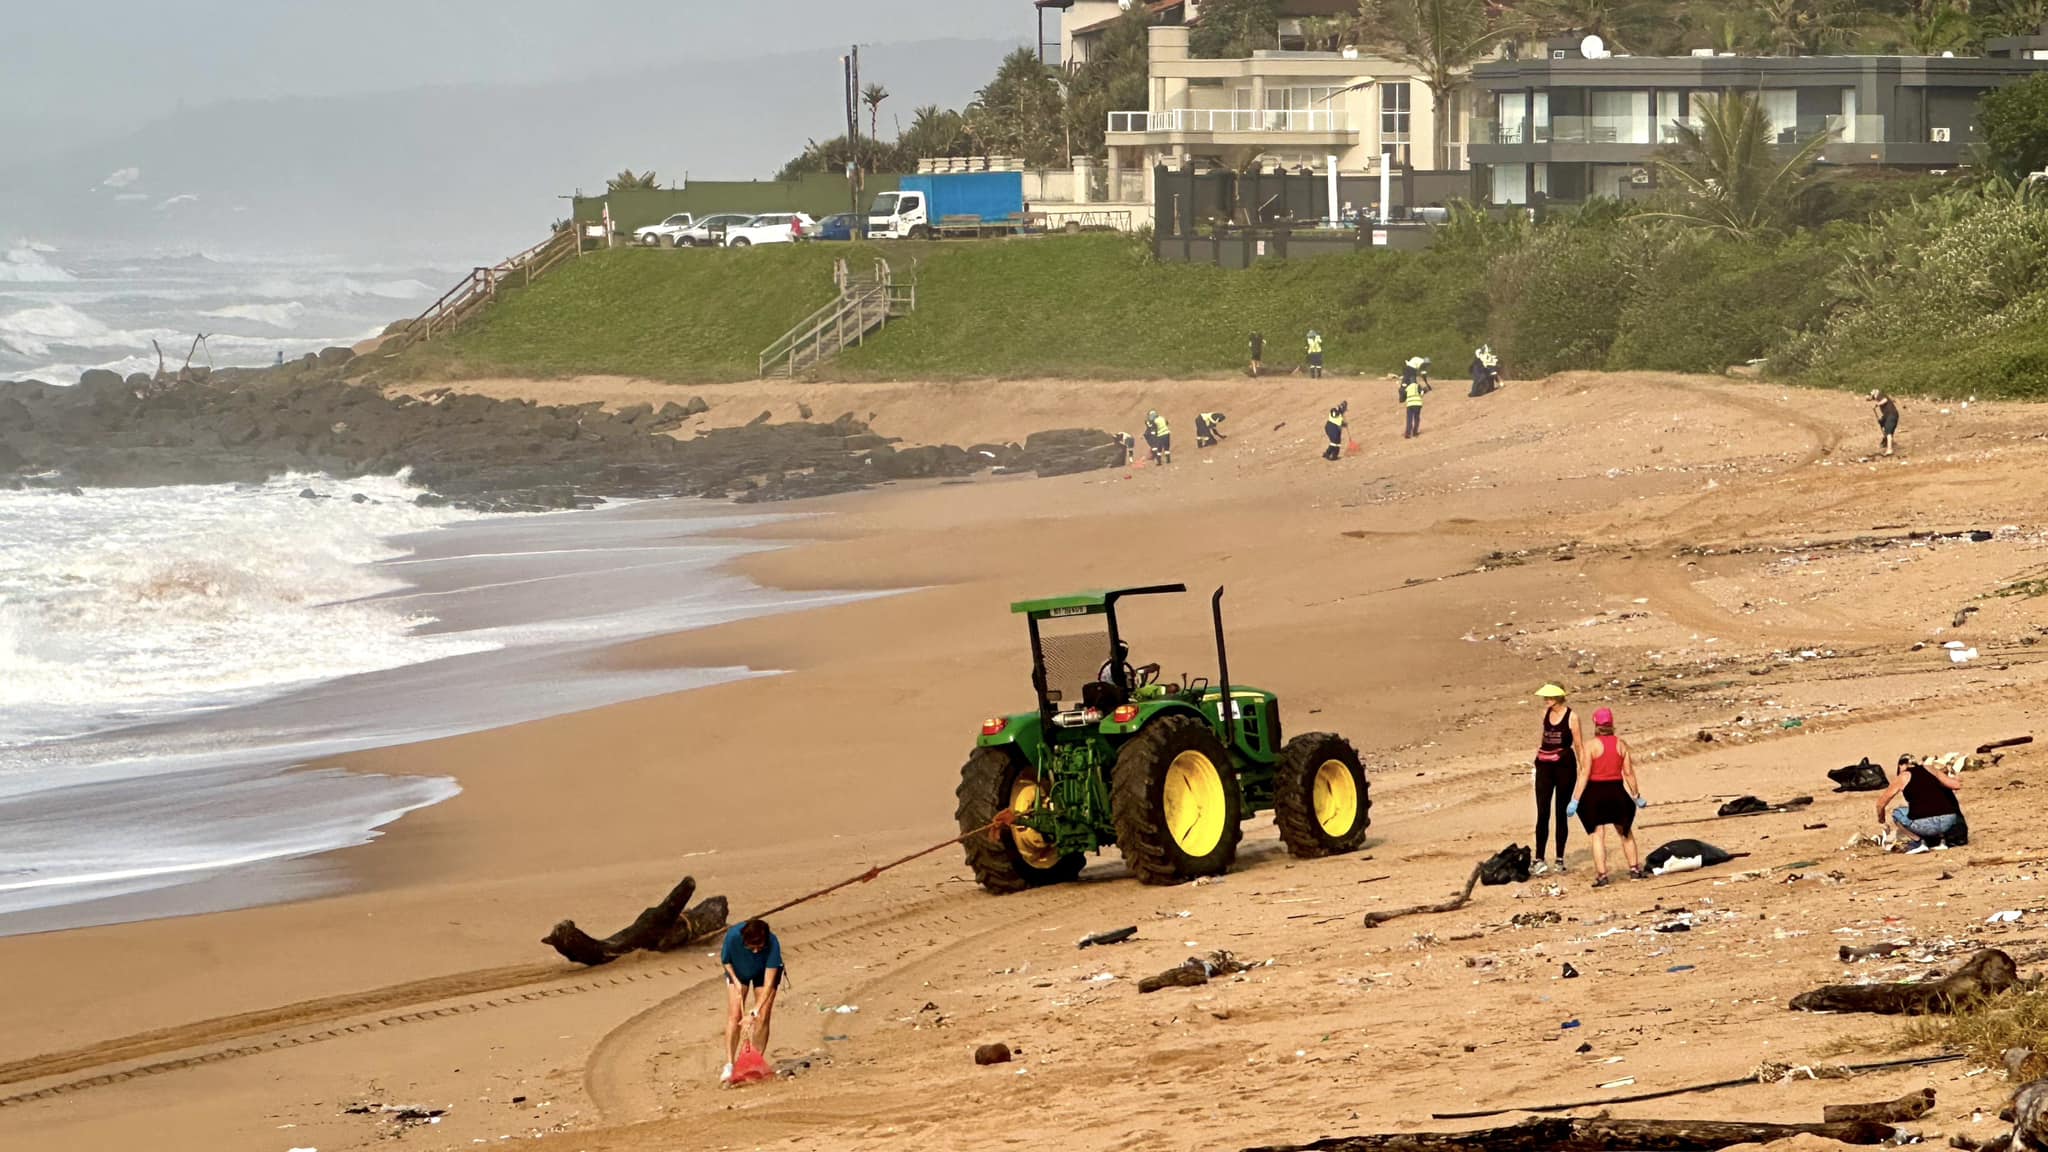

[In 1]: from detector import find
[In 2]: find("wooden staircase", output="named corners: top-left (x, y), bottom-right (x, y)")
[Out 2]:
top-left (758, 258), bottom-right (916, 378)
top-left (410, 224), bottom-right (578, 343)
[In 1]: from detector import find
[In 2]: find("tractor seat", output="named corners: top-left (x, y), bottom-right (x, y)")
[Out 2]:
top-left (1082, 680), bottom-right (1127, 712)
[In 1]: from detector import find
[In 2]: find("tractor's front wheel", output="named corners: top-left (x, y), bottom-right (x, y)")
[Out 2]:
top-left (1112, 716), bottom-right (1243, 885)
top-left (956, 747), bottom-right (1084, 894)
top-left (1274, 732), bottom-right (1371, 858)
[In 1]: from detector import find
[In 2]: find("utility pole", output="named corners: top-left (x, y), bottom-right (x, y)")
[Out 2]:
top-left (844, 47), bottom-right (861, 220)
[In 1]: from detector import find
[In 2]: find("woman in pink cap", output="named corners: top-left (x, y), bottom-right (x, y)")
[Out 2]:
top-left (1566, 706), bottom-right (1646, 887)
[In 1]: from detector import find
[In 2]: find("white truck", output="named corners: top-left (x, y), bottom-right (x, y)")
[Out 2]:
top-left (632, 213), bottom-right (695, 246)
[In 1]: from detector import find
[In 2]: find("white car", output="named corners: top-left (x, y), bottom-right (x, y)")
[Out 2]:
top-left (676, 213), bottom-right (754, 247)
top-left (723, 213), bottom-right (817, 248)
top-left (632, 213), bottom-right (696, 246)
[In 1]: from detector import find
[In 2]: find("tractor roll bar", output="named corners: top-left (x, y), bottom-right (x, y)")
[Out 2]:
top-left (1212, 586), bottom-right (1233, 748)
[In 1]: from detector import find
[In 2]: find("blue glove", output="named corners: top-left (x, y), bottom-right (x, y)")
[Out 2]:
top-left (1635, 796), bottom-right (1649, 809)
top-left (1565, 800), bottom-right (1579, 817)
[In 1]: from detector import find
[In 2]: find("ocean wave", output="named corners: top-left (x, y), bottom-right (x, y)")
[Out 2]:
top-left (201, 301), bottom-right (306, 328)
top-left (0, 243), bottom-right (74, 284)
top-left (248, 275), bottom-right (434, 302)
top-left (0, 302), bottom-right (179, 358)
top-left (0, 474), bottom-right (498, 748)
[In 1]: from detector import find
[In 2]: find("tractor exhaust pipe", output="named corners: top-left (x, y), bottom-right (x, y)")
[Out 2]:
top-left (1212, 586), bottom-right (1233, 748)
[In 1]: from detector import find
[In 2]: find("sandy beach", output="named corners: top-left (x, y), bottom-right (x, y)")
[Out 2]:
top-left (3, 371), bottom-right (2046, 1152)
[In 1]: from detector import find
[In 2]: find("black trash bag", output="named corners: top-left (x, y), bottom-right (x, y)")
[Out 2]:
top-left (1479, 843), bottom-right (1533, 886)
top-left (1717, 795), bottom-right (1771, 816)
top-left (1828, 757), bottom-right (1889, 792)
top-left (1644, 839), bottom-right (1734, 875)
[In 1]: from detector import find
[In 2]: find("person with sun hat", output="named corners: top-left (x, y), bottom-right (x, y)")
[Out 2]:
top-left (1531, 683), bottom-right (1586, 876)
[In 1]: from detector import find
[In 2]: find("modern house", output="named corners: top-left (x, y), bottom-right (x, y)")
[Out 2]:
top-left (1104, 25), bottom-right (1463, 192)
top-left (1470, 35), bottom-right (2048, 206)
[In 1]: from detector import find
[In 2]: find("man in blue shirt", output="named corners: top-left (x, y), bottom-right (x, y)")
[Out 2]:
top-left (720, 918), bottom-right (783, 1084)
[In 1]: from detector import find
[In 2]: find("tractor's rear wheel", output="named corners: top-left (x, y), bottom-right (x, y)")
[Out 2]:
top-left (1274, 732), bottom-right (1371, 858)
top-left (956, 747), bottom-right (1084, 894)
top-left (1112, 716), bottom-right (1242, 885)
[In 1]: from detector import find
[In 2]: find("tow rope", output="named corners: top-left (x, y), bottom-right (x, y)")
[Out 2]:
top-left (745, 809), bottom-right (1016, 922)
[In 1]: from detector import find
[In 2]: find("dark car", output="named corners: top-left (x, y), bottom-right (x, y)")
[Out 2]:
top-left (815, 213), bottom-right (868, 241)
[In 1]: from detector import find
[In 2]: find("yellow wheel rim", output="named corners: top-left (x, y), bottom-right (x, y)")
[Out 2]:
top-left (1313, 759), bottom-right (1358, 837)
top-left (1164, 750), bottom-right (1227, 857)
top-left (1008, 778), bottom-right (1061, 869)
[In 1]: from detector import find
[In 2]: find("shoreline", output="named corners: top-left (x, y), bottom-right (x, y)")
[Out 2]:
top-left (3, 372), bottom-right (2045, 1151)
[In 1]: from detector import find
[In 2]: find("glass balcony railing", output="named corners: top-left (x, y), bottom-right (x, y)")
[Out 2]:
top-left (1472, 114), bottom-right (1890, 148)
top-left (1107, 108), bottom-right (1354, 134)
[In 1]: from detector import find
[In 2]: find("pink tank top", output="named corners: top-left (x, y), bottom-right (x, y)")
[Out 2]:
top-left (1589, 735), bottom-right (1625, 782)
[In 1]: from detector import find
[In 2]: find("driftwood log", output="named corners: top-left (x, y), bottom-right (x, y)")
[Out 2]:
top-left (1791, 947), bottom-right (2017, 1015)
top-left (1363, 864), bottom-right (1483, 929)
top-left (1242, 1116), bottom-right (1897, 1152)
top-left (2008, 1077), bottom-right (2048, 1151)
top-left (543, 876), bottom-right (729, 966)
top-left (1824, 1086), bottom-right (1936, 1123)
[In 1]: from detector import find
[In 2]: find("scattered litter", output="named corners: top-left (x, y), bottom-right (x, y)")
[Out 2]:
top-left (1575, 1042), bottom-right (1593, 1054)
top-left (1782, 718), bottom-right (1804, 729)
top-left (1465, 955), bottom-right (1499, 971)
top-left (343, 1104), bottom-right (447, 1127)
top-left (1088, 972), bottom-right (1118, 983)
top-left (1668, 964), bottom-right (1696, 973)
top-left (831, 1004), bottom-right (861, 1014)
top-left (974, 1042), bottom-right (1013, 1066)
top-left (1988, 910), bottom-right (2025, 924)
top-left (1562, 963), bottom-right (1580, 979)
top-left (1077, 926), bottom-right (1136, 949)
top-left (1562, 1019), bottom-right (1581, 1030)
top-left (1599, 1077), bottom-right (1636, 1089)
top-left (1192, 876), bottom-right (1225, 886)
top-left (1655, 921), bottom-right (1693, 934)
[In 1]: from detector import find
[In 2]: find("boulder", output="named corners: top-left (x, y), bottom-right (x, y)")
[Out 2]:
top-left (78, 368), bottom-right (125, 392)
top-left (316, 346), bottom-right (356, 367)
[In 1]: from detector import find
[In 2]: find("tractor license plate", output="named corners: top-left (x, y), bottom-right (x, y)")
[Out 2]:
top-left (1046, 606), bottom-right (1089, 618)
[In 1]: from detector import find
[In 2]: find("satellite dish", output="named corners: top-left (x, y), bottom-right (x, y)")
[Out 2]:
top-left (1581, 34), bottom-right (1607, 59)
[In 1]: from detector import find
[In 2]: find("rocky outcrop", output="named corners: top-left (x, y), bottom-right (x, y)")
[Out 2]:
top-left (0, 375), bottom-right (1121, 510)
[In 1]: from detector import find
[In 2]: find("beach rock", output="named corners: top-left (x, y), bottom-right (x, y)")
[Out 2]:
top-left (317, 346), bottom-right (356, 366)
top-left (78, 368), bottom-right (124, 391)
top-left (974, 1043), bottom-right (1012, 1066)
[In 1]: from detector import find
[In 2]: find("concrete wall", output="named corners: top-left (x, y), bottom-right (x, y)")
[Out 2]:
top-left (574, 174), bottom-right (901, 233)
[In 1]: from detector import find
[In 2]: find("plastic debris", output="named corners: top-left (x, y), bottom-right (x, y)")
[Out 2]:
top-left (1077, 926), bottom-right (1137, 949)
top-left (1668, 964), bottom-right (1696, 973)
top-left (1561, 963), bottom-right (1580, 979)
top-left (1600, 1077), bottom-right (1636, 1089)
top-left (1562, 1019), bottom-right (1581, 1029)
top-left (1988, 910), bottom-right (2024, 924)
top-left (831, 1004), bottom-right (860, 1013)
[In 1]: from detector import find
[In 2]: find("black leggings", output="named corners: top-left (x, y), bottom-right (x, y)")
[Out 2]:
top-left (1534, 760), bottom-right (1576, 859)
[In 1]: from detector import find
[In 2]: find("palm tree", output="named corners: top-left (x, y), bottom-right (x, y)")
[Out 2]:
top-left (1986, 0), bottom-right (2048, 36)
top-left (1881, 0), bottom-right (1977, 53)
top-left (1646, 91), bottom-right (1832, 239)
top-left (1515, 0), bottom-right (1667, 54)
top-left (606, 169), bottom-right (659, 191)
top-left (1751, 0), bottom-right (1866, 55)
top-left (862, 83), bottom-right (891, 141)
top-left (1353, 0), bottom-right (1514, 170)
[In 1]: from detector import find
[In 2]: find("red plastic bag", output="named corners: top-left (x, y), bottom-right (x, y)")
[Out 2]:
top-left (730, 1038), bottom-right (773, 1086)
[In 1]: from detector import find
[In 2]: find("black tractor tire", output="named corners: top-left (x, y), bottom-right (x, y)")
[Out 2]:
top-left (1112, 716), bottom-right (1242, 885)
top-left (956, 747), bottom-right (1085, 894)
top-left (1273, 732), bottom-right (1372, 858)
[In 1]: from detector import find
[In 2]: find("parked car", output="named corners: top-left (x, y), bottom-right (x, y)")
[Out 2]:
top-left (723, 213), bottom-right (818, 248)
top-left (676, 213), bottom-right (753, 247)
top-left (632, 213), bottom-right (695, 246)
top-left (815, 213), bottom-right (868, 241)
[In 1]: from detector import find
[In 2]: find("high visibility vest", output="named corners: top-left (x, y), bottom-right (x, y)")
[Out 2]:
top-left (1199, 412), bottom-right (1223, 426)
top-left (1403, 381), bottom-right (1424, 407)
top-left (1307, 334), bottom-right (1324, 354)
top-left (1149, 414), bottom-right (1169, 437)
top-left (1328, 410), bottom-right (1346, 428)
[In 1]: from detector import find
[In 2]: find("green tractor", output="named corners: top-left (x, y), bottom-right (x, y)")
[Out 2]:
top-left (955, 584), bottom-right (1371, 892)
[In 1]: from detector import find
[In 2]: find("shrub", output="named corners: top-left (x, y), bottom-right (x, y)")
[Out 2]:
top-left (1609, 234), bottom-right (1838, 373)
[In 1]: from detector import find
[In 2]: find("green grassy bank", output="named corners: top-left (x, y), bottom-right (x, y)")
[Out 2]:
top-left (388, 179), bottom-right (2048, 399)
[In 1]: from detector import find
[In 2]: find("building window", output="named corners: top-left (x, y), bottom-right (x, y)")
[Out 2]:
top-left (1490, 162), bottom-right (1528, 206)
top-left (1381, 82), bottom-right (1411, 144)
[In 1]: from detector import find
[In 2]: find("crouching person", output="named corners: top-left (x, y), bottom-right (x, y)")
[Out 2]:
top-left (1876, 754), bottom-right (1964, 853)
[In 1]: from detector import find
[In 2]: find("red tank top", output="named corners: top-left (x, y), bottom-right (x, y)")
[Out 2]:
top-left (1589, 735), bottom-right (1625, 782)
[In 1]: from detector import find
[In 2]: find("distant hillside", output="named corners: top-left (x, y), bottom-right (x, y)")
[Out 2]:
top-left (0, 39), bottom-right (1016, 261)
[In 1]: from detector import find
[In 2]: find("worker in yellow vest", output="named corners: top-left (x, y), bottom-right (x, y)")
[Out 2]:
top-left (1195, 411), bottom-right (1227, 447)
top-left (1323, 400), bottom-right (1347, 461)
top-left (1306, 330), bottom-right (1325, 379)
top-left (1144, 409), bottom-right (1172, 465)
top-left (1401, 356), bottom-right (1431, 439)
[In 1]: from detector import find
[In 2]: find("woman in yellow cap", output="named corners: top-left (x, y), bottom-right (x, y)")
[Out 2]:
top-left (1532, 684), bottom-right (1587, 875)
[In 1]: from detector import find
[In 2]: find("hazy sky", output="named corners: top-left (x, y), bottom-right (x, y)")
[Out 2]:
top-left (2, 0), bottom-right (1033, 150)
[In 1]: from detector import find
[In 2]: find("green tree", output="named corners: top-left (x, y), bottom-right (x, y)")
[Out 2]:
top-left (1647, 91), bottom-right (1832, 239)
top-left (1876, 0), bottom-right (1978, 53)
top-left (1980, 73), bottom-right (2048, 182)
top-left (1354, 0), bottom-right (1514, 171)
top-left (1191, 0), bottom-right (1282, 57)
top-left (1515, 0), bottom-right (1670, 54)
top-left (606, 169), bottom-right (659, 191)
top-left (963, 48), bottom-right (1067, 166)
top-left (862, 83), bottom-right (891, 140)
top-left (1751, 0), bottom-right (1867, 55)
top-left (774, 136), bottom-right (906, 182)
top-left (901, 104), bottom-right (970, 162)
top-left (1064, 9), bottom-right (1152, 157)
top-left (1984, 0), bottom-right (2048, 36)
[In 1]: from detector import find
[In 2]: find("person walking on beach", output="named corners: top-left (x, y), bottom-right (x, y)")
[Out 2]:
top-left (1532, 684), bottom-right (1585, 875)
top-left (721, 918), bottom-right (784, 1084)
top-left (1566, 707), bottom-right (1646, 886)
top-left (1875, 754), bottom-right (1964, 852)
top-left (720, 918), bottom-right (784, 1081)
top-left (1306, 329), bottom-right (1325, 379)
top-left (1323, 400), bottom-right (1348, 461)
top-left (1144, 410), bottom-right (1172, 465)
top-left (1249, 331), bottom-right (1264, 377)
top-left (1401, 362), bottom-right (1429, 439)
top-left (1871, 389), bottom-right (1900, 456)
top-left (1195, 411), bottom-right (1227, 448)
